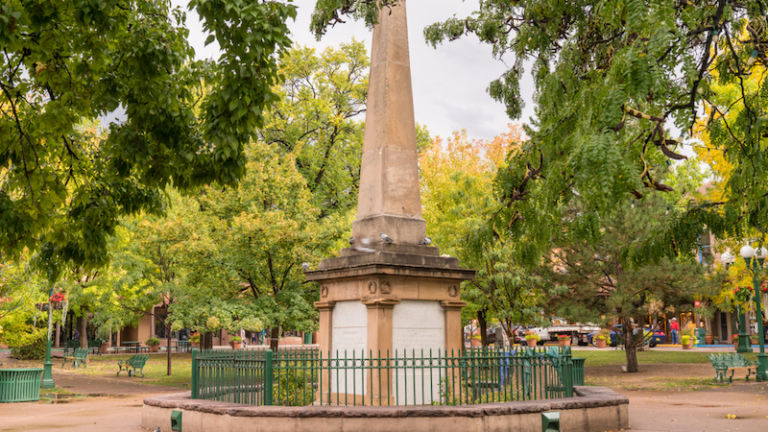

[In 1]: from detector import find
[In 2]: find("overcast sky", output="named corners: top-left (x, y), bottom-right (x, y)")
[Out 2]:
top-left (177, 0), bottom-right (532, 141)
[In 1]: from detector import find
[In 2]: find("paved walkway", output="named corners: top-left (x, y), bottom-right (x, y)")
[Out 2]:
top-left (625, 384), bottom-right (768, 431)
top-left (0, 351), bottom-right (175, 432)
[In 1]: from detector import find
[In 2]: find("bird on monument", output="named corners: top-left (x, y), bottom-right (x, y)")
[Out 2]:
top-left (380, 233), bottom-right (393, 244)
top-left (418, 237), bottom-right (432, 245)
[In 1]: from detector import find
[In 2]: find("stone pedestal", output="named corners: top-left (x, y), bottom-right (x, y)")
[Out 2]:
top-left (306, 245), bottom-right (473, 404)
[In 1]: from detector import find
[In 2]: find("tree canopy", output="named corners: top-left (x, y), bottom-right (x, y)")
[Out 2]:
top-left (0, 0), bottom-right (296, 275)
top-left (420, 127), bottom-right (542, 341)
top-left (315, 1), bottom-right (768, 261)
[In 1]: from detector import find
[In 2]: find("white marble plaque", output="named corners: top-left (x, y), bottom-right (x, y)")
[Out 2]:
top-left (392, 300), bottom-right (446, 404)
top-left (331, 301), bottom-right (367, 395)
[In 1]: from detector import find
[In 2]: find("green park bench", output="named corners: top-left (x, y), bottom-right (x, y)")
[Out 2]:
top-left (117, 354), bottom-right (149, 378)
top-left (708, 353), bottom-right (757, 383)
top-left (62, 347), bottom-right (89, 368)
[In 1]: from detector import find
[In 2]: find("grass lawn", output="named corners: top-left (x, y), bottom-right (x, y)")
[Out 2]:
top-left (66, 353), bottom-right (193, 388)
top-left (571, 349), bottom-right (761, 367)
top-left (572, 349), bottom-right (763, 391)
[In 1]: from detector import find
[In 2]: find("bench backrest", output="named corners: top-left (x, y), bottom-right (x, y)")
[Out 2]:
top-left (129, 355), bottom-right (149, 367)
top-left (74, 348), bottom-right (89, 359)
top-left (709, 352), bottom-right (751, 367)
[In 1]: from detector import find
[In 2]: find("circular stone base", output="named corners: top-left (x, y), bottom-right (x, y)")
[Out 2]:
top-left (142, 387), bottom-right (627, 432)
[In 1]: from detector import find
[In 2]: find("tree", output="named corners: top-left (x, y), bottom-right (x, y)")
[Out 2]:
top-left (0, 259), bottom-right (47, 351)
top-left (260, 42), bottom-right (368, 219)
top-left (541, 194), bottom-right (719, 372)
top-left (164, 43), bottom-right (375, 349)
top-left (0, 0), bottom-right (296, 274)
top-left (180, 141), bottom-right (328, 350)
top-left (420, 126), bottom-right (543, 344)
top-left (117, 196), bottom-right (200, 375)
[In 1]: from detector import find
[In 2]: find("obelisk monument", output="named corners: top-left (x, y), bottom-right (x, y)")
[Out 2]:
top-left (351, 0), bottom-right (425, 245)
top-left (305, 0), bottom-right (474, 404)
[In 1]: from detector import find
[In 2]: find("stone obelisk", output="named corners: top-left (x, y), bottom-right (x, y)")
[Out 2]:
top-left (305, 0), bottom-right (474, 405)
top-left (351, 0), bottom-right (425, 245)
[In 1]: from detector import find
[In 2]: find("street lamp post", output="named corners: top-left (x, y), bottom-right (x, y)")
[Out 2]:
top-left (41, 284), bottom-right (55, 389)
top-left (740, 245), bottom-right (768, 381)
top-left (722, 251), bottom-right (752, 353)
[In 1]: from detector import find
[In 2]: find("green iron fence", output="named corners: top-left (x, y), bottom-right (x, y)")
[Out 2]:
top-left (0, 368), bottom-right (44, 403)
top-left (571, 358), bottom-right (585, 386)
top-left (191, 347), bottom-right (581, 407)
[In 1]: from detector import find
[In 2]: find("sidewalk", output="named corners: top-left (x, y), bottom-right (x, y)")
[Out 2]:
top-left (0, 350), bottom-right (175, 432)
top-left (625, 384), bottom-right (768, 431)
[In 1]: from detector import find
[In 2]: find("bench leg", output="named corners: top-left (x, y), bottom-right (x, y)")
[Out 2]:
top-left (728, 369), bottom-right (735, 383)
top-left (713, 367), bottom-right (725, 383)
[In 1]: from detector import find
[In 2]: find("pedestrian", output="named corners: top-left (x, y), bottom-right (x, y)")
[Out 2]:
top-left (670, 318), bottom-right (679, 344)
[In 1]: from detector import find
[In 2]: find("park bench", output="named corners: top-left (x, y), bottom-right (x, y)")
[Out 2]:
top-left (708, 353), bottom-right (757, 383)
top-left (62, 347), bottom-right (89, 368)
top-left (117, 354), bottom-right (149, 378)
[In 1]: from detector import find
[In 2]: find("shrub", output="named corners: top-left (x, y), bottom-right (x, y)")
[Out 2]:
top-left (524, 332), bottom-right (540, 341)
top-left (10, 333), bottom-right (47, 360)
top-left (146, 337), bottom-right (161, 346)
top-left (230, 336), bottom-right (242, 343)
top-left (681, 335), bottom-right (691, 345)
top-left (273, 364), bottom-right (315, 406)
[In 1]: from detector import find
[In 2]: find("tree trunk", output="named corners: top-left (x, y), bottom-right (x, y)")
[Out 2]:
top-left (79, 315), bottom-right (88, 349)
top-left (623, 324), bottom-right (639, 373)
top-left (478, 310), bottom-right (488, 347)
top-left (201, 333), bottom-right (213, 350)
top-left (166, 322), bottom-right (172, 376)
top-left (269, 327), bottom-right (280, 351)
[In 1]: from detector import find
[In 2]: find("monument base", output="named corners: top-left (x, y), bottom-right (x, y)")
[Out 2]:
top-left (306, 245), bottom-right (473, 401)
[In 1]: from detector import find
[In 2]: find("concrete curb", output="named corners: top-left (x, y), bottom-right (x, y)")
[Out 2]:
top-left (143, 386), bottom-right (628, 431)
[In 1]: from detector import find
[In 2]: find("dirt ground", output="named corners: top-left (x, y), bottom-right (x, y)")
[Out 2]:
top-left (2, 351), bottom-right (768, 431)
top-left (624, 386), bottom-right (768, 432)
top-left (0, 352), bottom-right (175, 432)
top-left (587, 363), bottom-right (768, 431)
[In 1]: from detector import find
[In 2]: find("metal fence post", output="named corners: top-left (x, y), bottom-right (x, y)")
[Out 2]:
top-left (264, 350), bottom-right (274, 406)
top-left (562, 360), bottom-right (574, 398)
top-left (191, 348), bottom-right (199, 399)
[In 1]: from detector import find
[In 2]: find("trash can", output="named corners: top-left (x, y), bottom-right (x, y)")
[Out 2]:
top-left (694, 328), bottom-right (706, 345)
top-left (0, 368), bottom-right (44, 403)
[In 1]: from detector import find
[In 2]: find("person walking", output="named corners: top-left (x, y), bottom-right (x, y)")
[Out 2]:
top-left (670, 318), bottom-right (680, 345)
